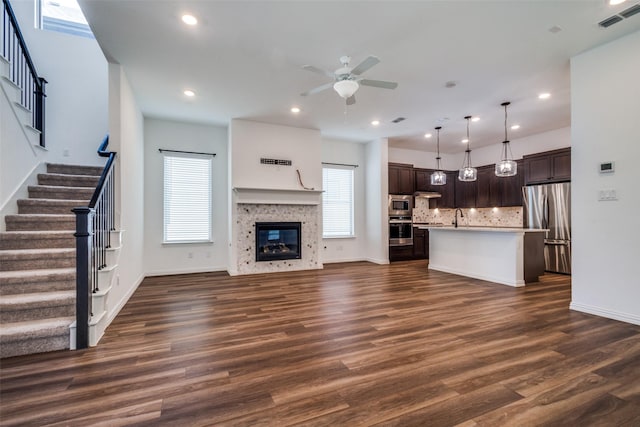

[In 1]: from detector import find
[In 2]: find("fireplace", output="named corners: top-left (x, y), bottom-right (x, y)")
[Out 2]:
top-left (255, 222), bottom-right (301, 262)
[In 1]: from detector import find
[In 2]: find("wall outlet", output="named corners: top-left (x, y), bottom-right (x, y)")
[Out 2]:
top-left (63, 149), bottom-right (70, 157)
top-left (598, 189), bottom-right (618, 201)
top-left (188, 252), bottom-right (193, 259)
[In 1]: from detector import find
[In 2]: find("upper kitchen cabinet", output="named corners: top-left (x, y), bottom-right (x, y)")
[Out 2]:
top-left (389, 163), bottom-right (414, 195)
top-left (499, 160), bottom-right (524, 206)
top-left (455, 179), bottom-right (477, 208)
top-left (523, 148), bottom-right (571, 185)
top-left (414, 168), bottom-right (455, 208)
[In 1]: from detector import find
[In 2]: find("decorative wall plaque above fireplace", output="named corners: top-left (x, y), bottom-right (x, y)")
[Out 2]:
top-left (255, 222), bottom-right (302, 262)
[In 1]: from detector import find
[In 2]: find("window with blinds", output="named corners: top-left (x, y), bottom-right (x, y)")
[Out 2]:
top-left (322, 167), bottom-right (355, 238)
top-left (163, 153), bottom-right (212, 243)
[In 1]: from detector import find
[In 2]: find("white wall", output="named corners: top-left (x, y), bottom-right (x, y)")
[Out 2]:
top-left (11, 0), bottom-right (108, 165)
top-left (388, 126), bottom-right (570, 170)
top-left (229, 120), bottom-right (322, 190)
top-left (365, 138), bottom-right (389, 264)
top-left (106, 64), bottom-right (145, 326)
top-left (144, 118), bottom-right (228, 275)
top-left (569, 30), bottom-right (640, 325)
top-left (321, 138), bottom-right (367, 263)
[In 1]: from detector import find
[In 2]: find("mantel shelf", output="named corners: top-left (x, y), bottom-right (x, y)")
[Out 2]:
top-left (233, 187), bottom-right (324, 194)
top-left (232, 187), bottom-right (323, 205)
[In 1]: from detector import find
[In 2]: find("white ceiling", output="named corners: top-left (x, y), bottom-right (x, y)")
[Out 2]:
top-left (78, 0), bottom-right (640, 154)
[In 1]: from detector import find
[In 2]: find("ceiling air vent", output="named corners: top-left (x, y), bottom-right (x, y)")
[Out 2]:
top-left (391, 117), bottom-right (406, 123)
top-left (260, 158), bottom-right (292, 166)
top-left (599, 15), bottom-right (623, 28)
top-left (620, 3), bottom-right (640, 18)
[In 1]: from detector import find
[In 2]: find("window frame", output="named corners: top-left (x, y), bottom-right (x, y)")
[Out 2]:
top-left (36, 0), bottom-right (94, 39)
top-left (162, 152), bottom-right (213, 244)
top-left (322, 165), bottom-right (355, 239)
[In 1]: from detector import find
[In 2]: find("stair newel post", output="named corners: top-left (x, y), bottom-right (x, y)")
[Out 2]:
top-left (73, 207), bottom-right (94, 350)
top-left (34, 77), bottom-right (47, 147)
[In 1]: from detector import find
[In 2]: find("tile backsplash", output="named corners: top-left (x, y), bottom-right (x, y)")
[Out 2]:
top-left (412, 198), bottom-right (523, 227)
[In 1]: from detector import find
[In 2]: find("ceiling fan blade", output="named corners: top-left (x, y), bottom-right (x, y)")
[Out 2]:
top-left (350, 55), bottom-right (380, 75)
top-left (359, 79), bottom-right (398, 90)
top-left (302, 64), bottom-right (335, 78)
top-left (346, 95), bottom-right (356, 105)
top-left (300, 82), bottom-right (334, 96)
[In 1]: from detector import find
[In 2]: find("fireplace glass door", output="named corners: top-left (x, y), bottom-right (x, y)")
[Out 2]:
top-left (255, 222), bottom-right (301, 262)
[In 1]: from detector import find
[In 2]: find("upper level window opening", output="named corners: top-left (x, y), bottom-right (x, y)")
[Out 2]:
top-left (36, 0), bottom-right (94, 39)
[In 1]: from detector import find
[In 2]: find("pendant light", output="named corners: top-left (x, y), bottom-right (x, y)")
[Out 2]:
top-left (458, 116), bottom-right (477, 181)
top-left (430, 126), bottom-right (446, 185)
top-left (495, 101), bottom-right (518, 177)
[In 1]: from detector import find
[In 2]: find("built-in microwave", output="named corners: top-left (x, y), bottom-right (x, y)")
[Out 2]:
top-left (388, 194), bottom-right (413, 216)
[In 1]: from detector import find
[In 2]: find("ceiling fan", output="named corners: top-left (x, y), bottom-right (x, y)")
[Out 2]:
top-left (300, 55), bottom-right (398, 105)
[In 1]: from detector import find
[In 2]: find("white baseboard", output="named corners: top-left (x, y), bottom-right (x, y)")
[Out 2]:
top-left (365, 257), bottom-right (390, 265)
top-left (428, 263), bottom-right (525, 287)
top-left (570, 302), bottom-right (640, 326)
top-left (145, 266), bottom-right (228, 277)
top-left (103, 272), bottom-right (145, 334)
top-left (323, 257), bottom-right (367, 264)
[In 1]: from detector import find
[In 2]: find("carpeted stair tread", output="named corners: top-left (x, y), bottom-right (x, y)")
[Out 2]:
top-left (0, 317), bottom-right (74, 343)
top-left (0, 267), bottom-right (75, 283)
top-left (1, 290), bottom-right (75, 308)
top-left (38, 173), bottom-right (99, 188)
top-left (0, 248), bottom-right (75, 272)
top-left (0, 230), bottom-right (75, 249)
top-left (46, 163), bottom-right (103, 176)
top-left (0, 268), bottom-right (75, 295)
top-left (17, 198), bottom-right (89, 215)
top-left (4, 214), bottom-right (75, 231)
top-left (28, 184), bottom-right (95, 200)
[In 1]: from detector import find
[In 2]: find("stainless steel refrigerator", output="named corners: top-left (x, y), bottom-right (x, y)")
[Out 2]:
top-left (523, 183), bottom-right (571, 274)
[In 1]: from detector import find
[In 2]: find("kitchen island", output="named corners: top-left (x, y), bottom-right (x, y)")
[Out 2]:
top-left (420, 226), bottom-right (546, 287)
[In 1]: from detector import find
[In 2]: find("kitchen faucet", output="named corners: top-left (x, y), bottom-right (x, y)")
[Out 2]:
top-left (454, 208), bottom-right (464, 228)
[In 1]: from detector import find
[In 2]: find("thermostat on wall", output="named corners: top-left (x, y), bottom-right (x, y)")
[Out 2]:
top-left (599, 161), bottom-right (615, 174)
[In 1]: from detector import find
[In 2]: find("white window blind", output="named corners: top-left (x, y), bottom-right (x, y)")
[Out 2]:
top-left (323, 166), bottom-right (354, 238)
top-left (163, 153), bottom-right (212, 243)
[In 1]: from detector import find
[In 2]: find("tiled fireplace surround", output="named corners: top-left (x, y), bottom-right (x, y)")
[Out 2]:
top-left (232, 190), bottom-right (322, 275)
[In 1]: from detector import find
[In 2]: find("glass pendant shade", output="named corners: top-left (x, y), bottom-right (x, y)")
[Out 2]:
top-left (496, 159), bottom-right (517, 177)
top-left (431, 169), bottom-right (447, 185)
top-left (495, 102), bottom-right (518, 177)
top-left (430, 126), bottom-right (446, 185)
top-left (459, 116), bottom-right (477, 181)
top-left (333, 80), bottom-right (359, 98)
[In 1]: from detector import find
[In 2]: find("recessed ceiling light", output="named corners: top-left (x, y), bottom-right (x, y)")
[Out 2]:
top-left (290, 107), bottom-right (301, 113)
top-left (471, 117), bottom-right (480, 122)
top-left (538, 92), bottom-right (551, 99)
top-left (181, 14), bottom-right (198, 26)
top-left (424, 133), bottom-right (432, 139)
top-left (462, 138), bottom-right (469, 143)
top-left (371, 120), bottom-right (380, 126)
top-left (511, 124), bottom-right (521, 130)
top-left (609, 0), bottom-right (627, 5)
top-left (183, 89), bottom-right (195, 97)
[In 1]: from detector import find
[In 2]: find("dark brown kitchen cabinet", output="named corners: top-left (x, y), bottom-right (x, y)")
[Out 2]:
top-left (499, 161), bottom-right (524, 206)
top-left (455, 179), bottom-right (477, 208)
top-left (523, 148), bottom-right (571, 185)
top-left (414, 168), bottom-right (455, 209)
top-left (413, 227), bottom-right (429, 259)
top-left (389, 245), bottom-right (413, 262)
top-left (389, 163), bottom-right (414, 195)
top-left (476, 166), bottom-right (495, 208)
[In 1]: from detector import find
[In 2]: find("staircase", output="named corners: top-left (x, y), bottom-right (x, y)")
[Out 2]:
top-left (0, 163), bottom-right (102, 358)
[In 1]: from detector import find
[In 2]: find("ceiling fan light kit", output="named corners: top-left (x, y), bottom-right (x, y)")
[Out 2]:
top-left (301, 55), bottom-right (397, 105)
top-left (495, 101), bottom-right (518, 177)
top-left (459, 116), bottom-right (477, 182)
top-left (333, 80), bottom-right (359, 99)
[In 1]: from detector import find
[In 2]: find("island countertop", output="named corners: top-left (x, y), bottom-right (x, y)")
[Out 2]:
top-left (416, 225), bottom-right (547, 233)
top-left (427, 226), bottom-right (546, 287)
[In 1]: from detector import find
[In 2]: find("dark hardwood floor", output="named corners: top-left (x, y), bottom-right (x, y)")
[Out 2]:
top-left (1, 260), bottom-right (639, 426)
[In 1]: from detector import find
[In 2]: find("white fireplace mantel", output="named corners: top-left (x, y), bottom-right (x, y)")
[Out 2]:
top-left (233, 187), bottom-right (323, 205)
